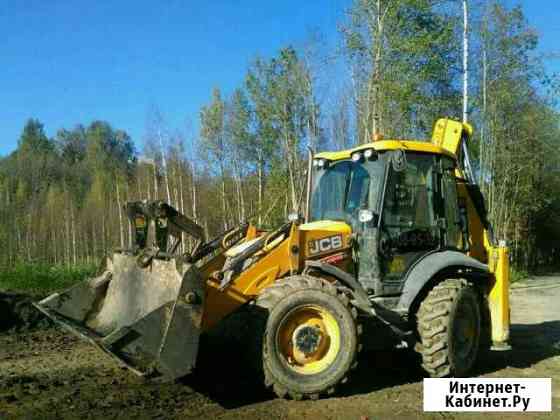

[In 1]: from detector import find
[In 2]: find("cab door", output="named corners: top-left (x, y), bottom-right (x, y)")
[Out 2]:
top-left (378, 152), bottom-right (441, 295)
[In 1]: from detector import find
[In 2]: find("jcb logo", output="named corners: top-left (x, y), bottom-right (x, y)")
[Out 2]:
top-left (308, 235), bottom-right (343, 255)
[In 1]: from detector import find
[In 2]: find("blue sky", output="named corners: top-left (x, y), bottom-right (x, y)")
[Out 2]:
top-left (0, 0), bottom-right (558, 156)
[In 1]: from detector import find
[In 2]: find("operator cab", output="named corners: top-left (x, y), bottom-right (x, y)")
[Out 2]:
top-left (310, 142), bottom-right (466, 303)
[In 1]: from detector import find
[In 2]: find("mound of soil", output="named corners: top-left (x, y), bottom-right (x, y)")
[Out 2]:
top-left (0, 291), bottom-right (51, 332)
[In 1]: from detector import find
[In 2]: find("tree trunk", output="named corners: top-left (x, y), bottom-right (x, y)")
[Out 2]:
top-left (65, 204), bottom-right (70, 266)
top-left (102, 210), bottom-right (106, 258)
top-left (158, 129), bottom-right (172, 205)
top-left (125, 181), bottom-right (132, 248)
top-left (153, 164), bottom-right (159, 200)
top-left (71, 204), bottom-right (77, 265)
top-left (116, 179), bottom-right (124, 249)
top-left (232, 158), bottom-right (245, 223)
top-left (178, 165), bottom-right (186, 253)
top-left (257, 157), bottom-right (264, 225)
top-left (283, 126), bottom-right (298, 211)
top-left (191, 163), bottom-right (198, 221)
top-left (220, 165), bottom-right (228, 230)
top-left (371, 0), bottom-right (384, 138)
top-left (479, 44), bottom-right (487, 184)
top-left (92, 224), bottom-right (97, 261)
top-left (53, 228), bottom-right (57, 265)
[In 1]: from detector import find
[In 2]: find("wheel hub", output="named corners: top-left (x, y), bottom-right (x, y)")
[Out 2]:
top-left (293, 325), bottom-right (323, 355)
top-left (275, 304), bottom-right (341, 375)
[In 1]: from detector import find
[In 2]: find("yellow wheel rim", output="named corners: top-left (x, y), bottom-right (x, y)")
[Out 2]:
top-left (275, 305), bottom-right (341, 375)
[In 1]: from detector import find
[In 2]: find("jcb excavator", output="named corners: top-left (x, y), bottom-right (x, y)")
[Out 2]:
top-left (35, 118), bottom-right (510, 399)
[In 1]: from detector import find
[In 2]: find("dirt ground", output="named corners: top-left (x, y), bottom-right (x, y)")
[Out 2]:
top-left (0, 277), bottom-right (558, 420)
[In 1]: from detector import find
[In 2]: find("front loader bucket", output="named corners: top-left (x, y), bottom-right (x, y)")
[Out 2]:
top-left (34, 253), bottom-right (204, 382)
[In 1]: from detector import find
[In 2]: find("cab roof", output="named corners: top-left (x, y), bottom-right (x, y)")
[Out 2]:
top-left (315, 139), bottom-right (457, 161)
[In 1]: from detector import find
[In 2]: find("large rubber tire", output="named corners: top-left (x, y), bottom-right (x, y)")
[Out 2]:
top-left (256, 275), bottom-right (360, 400)
top-left (416, 278), bottom-right (481, 377)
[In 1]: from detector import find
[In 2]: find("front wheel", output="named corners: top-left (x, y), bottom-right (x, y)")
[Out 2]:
top-left (417, 278), bottom-right (481, 377)
top-left (256, 276), bottom-right (359, 400)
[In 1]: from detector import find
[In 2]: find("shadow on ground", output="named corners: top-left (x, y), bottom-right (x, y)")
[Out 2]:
top-left (0, 292), bottom-right (51, 332)
top-left (185, 333), bottom-right (274, 410)
top-left (186, 320), bottom-right (560, 410)
top-left (475, 321), bottom-right (560, 374)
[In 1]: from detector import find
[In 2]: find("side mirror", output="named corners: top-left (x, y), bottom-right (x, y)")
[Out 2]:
top-left (391, 149), bottom-right (407, 172)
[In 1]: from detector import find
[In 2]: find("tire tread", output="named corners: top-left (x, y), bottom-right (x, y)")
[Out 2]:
top-left (256, 275), bottom-right (360, 399)
top-left (416, 278), bottom-right (480, 378)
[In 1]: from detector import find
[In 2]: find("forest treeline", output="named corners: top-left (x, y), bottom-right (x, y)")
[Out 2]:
top-left (1, 0), bottom-right (559, 271)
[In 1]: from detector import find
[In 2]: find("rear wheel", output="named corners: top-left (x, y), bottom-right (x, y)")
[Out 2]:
top-left (417, 278), bottom-right (481, 377)
top-left (256, 276), bottom-right (359, 399)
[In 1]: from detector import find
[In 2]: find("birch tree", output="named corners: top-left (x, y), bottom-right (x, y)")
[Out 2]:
top-left (200, 88), bottom-right (229, 230)
top-left (462, 0), bottom-right (469, 124)
top-left (341, 0), bottom-right (462, 141)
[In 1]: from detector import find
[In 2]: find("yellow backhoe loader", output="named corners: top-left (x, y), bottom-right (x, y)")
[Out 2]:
top-left (35, 118), bottom-right (510, 399)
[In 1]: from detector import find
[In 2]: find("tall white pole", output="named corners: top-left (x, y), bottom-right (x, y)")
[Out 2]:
top-left (462, 0), bottom-right (469, 123)
top-left (461, 0), bottom-right (476, 183)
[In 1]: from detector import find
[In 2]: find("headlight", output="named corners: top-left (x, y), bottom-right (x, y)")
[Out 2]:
top-left (363, 148), bottom-right (375, 159)
top-left (351, 152), bottom-right (362, 162)
top-left (313, 158), bottom-right (328, 169)
top-left (358, 209), bottom-right (374, 223)
top-left (288, 212), bottom-right (300, 222)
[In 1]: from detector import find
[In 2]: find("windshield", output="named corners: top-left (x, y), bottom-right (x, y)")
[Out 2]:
top-left (310, 158), bottom-right (385, 224)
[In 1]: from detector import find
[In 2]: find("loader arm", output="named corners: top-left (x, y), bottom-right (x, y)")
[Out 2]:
top-left (35, 201), bottom-right (255, 382)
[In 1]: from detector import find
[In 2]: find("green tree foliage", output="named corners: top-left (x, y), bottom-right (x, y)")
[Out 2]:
top-left (200, 88), bottom-right (229, 230)
top-left (474, 2), bottom-right (560, 268)
top-left (244, 47), bottom-right (319, 216)
top-left (0, 120), bottom-right (136, 268)
top-left (341, 0), bottom-right (461, 141)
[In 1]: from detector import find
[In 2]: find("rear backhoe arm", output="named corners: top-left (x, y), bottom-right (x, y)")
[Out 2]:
top-left (432, 118), bottom-right (510, 350)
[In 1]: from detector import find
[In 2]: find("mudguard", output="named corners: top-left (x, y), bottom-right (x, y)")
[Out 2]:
top-left (304, 260), bottom-right (371, 311)
top-left (396, 250), bottom-right (489, 313)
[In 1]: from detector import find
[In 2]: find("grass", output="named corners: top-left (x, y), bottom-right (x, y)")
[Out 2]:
top-left (0, 263), bottom-right (97, 294)
top-left (0, 260), bottom-right (541, 294)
